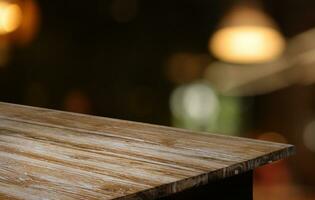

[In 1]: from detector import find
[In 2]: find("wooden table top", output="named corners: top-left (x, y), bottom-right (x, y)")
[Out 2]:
top-left (0, 102), bottom-right (294, 200)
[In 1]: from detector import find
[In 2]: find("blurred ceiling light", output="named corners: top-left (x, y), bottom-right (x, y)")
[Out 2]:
top-left (205, 27), bottom-right (315, 96)
top-left (209, 3), bottom-right (285, 64)
top-left (170, 81), bottom-right (220, 128)
top-left (170, 81), bottom-right (242, 134)
top-left (0, 0), bottom-right (39, 67)
top-left (0, 1), bottom-right (22, 35)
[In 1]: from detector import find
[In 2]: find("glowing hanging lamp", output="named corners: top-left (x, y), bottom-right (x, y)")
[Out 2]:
top-left (0, 1), bottom-right (22, 35)
top-left (0, 0), bottom-right (39, 67)
top-left (0, 0), bottom-right (40, 43)
top-left (209, 2), bottom-right (285, 64)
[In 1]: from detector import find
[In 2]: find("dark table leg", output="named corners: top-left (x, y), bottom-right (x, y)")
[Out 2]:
top-left (159, 170), bottom-right (253, 200)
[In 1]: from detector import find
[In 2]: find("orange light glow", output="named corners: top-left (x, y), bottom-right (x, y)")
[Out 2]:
top-left (0, 2), bottom-right (22, 34)
top-left (210, 26), bottom-right (285, 64)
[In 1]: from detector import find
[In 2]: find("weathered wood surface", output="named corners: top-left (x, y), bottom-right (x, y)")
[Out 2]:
top-left (0, 102), bottom-right (294, 200)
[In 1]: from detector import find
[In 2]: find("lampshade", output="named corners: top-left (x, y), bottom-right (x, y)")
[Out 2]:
top-left (209, 3), bottom-right (285, 64)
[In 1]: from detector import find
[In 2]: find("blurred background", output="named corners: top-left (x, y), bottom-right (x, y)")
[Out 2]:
top-left (0, 0), bottom-right (315, 199)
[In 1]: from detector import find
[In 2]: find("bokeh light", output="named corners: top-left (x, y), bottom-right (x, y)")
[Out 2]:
top-left (0, 1), bottom-right (22, 35)
top-left (170, 81), bottom-right (243, 134)
top-left (210, 26), bottom-right (285, 64)
top-left (209, 3), bottom-right (285, 64)
top-left (170, 81), bottom-right (220, 130)
top-left (0, 0), bottom-right (39, 67)
top-left (64, 90), bottom-right (92, 114)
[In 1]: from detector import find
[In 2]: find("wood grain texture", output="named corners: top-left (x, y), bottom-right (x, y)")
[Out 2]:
top-left (0, 102), bottom-right (294, 200)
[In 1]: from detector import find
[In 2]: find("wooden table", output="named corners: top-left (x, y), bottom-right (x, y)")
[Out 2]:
top-left (0, 102), bottom-right (294, 200)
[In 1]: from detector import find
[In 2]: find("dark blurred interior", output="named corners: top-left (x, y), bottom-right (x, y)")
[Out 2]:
top-left (1, 0), bottom-right (315, 199)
